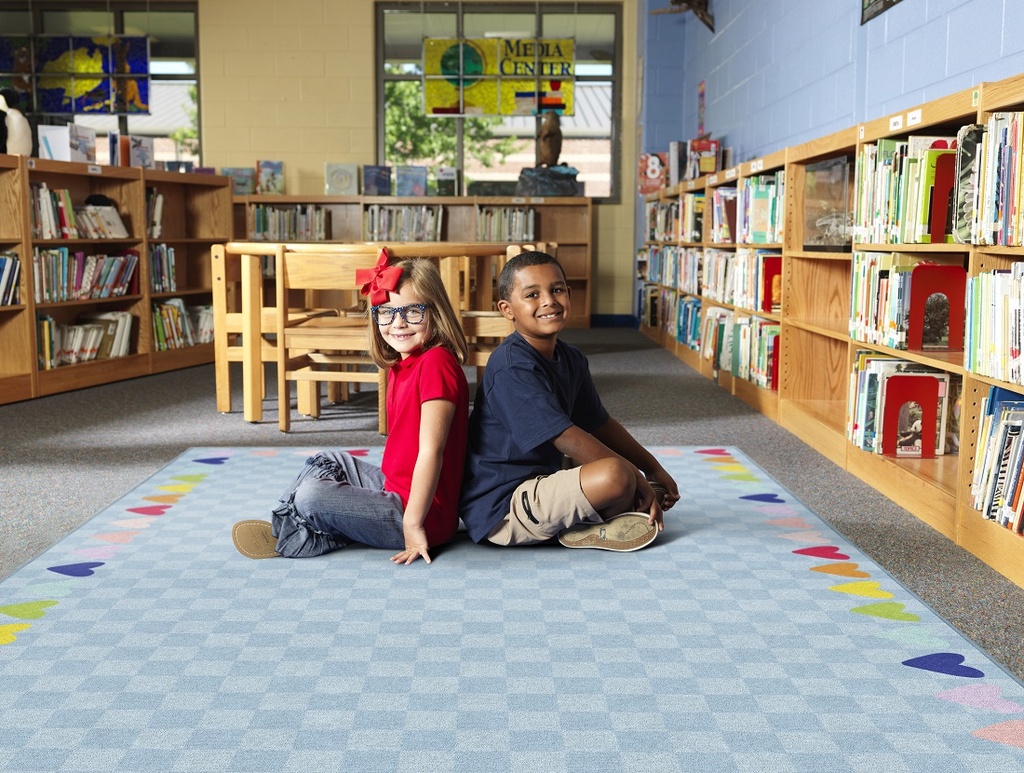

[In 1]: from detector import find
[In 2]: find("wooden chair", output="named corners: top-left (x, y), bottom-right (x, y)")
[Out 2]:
top-left (274, 246), bottom-right (387, 433)
top-left (211, 242), bottom-right (337, 422)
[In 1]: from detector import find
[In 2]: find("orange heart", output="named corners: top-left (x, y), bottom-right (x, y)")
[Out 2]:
top-left (145, 494), bottom-right (182, 504)
top-left (810, 562), bottom-right (871, 578)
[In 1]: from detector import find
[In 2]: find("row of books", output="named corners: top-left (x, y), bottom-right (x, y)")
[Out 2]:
top-left (701, 307), bottom-right (780, 389)
top-left (708, 186), bottom-right (739, 244)
top-left (849, 251), bottom-right (965, 350)
top-left (37, 311), bottom-right (133, 369)
top-left (853, 134), bottom-right (958, 245)
top-left (149, 244), bottom-right (177, 293)
top-left (643, 245), bottom-right (703, 295)
top-left (701, 247), bottom-right (781, 313)
top-left (30, 183), bottom-right (130, 240)
top-left (363, 204), bottom-right (443, 242)
top-left (676, 296), bottom-right (702, 351)
top-left (475, 206), bottom-right (535, 242)
top-left (32, 248), bottom-right (139, 303)
top-left (249, 204), bottom-right (331, 242)
top-left (970, 386), bottom-right (1024, 527)
top-left (737, 170), bottom-right (785, 245)
top-left (848, 352), bottom-right (960, 459)
top-left (152, 299), bottom-right (213, 351)
top-left (966, 264), bottom-right (1024, 384)
top-left (0, 252), bottom-right (21, 305)
top-left (961, 113), bottom-right (1024, 246)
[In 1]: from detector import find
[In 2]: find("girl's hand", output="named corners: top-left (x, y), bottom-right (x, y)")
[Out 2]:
top-left (390, 524), bottom-right (432, 565)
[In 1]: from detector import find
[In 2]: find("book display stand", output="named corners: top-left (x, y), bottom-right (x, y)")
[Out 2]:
top-left (0, 156), bottom-right (232, 404)
top-left (637, 71), bottom-right (1024, 590)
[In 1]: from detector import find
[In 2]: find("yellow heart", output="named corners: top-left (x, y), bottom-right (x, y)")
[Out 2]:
top-left (829, 580), bottom-right (893, 599)
top-left (158, 484), bottom-right (194, 493)
top-left (0, 623), bottom-right (32, 645)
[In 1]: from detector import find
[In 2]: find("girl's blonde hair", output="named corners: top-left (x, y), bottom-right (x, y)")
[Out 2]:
top-left (368, 257), bottom-right (469, 368)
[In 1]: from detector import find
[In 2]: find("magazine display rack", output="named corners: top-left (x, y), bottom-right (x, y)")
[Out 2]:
top-left (0, 156), bottom-right (232, 404)
top-left (233, 195), bottom-right (593, 328)
top-left (637, 72), bottom-right (1024, 590)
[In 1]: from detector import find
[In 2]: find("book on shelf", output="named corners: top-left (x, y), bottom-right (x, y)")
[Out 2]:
top-left (804, 156), bottom-right (853, 251)
top-left (435, 166), bottom-right (458, 196)
top-left (952, 124), bottom-right (985, 245)
top-left (149, 243), bottom-right (176, 293)
top-left (146, 188), bottom-right (165, 239)
top-left (638, 152), bottom-right (668, 195)
top-left (78, 310), bottom-right (133, 359)
top-left (362, 165), bottom-right (392, 195)
top-left (37, 124), bottom-right (97, 163)
top-left (395, 165), bottom-right (429, 197)
top-left (0, 252), bottom-right (21, 305)
top-left (323, 162), bottom-right (359, 196)
top-left (221, 167), bottom-right (257, 195)
top-left (685, 138), bottom-right (720, 180)
top-left (668, 141), bottom-right (686, 187)
top-left (164, 160), bottom-right (194, 173)
top-left (107, 132), bottom-right (130, 166)
top-left (256, 160), bottom-right (285, 194)
top-left (152, 298), bottom-right (198, 351)
top-left (129, 135), bottom-right (156, 169)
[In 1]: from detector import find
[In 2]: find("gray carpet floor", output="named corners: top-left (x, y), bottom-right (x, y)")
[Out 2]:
top-left (2, 328), bottom-right (1022, 681)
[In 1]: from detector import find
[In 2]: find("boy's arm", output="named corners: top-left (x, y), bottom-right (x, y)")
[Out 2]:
top-left (590, 417), bottom-right (680, 510)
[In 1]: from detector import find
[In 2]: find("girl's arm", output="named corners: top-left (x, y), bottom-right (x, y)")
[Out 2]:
top-left (390, 397), bottom-right (456, 566)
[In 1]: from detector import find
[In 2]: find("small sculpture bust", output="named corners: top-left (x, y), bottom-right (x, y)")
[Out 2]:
top-left (0, 88), bottom-right (32, 156)
top-left (538, 111), bottom-right (562, 167)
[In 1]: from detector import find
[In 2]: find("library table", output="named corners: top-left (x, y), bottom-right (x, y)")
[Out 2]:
top-left (216, 241), bottom-right (514, 424)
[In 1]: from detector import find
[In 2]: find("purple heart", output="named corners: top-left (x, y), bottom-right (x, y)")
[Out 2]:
top-left (47, 561), bottom-right (105, 577)
top-left (741, 493), bottom-right (786, 503)
top-left (902, 652), bottom-right (985, 679)
top-left (193, 457), bottom-right (228, 465)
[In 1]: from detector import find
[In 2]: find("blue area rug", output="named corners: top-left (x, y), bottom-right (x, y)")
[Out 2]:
top-left (2, 446), bottom-right (1024, 772)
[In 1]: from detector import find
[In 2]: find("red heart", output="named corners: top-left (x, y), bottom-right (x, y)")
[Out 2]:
top-left (793, 545), bottom-right (850, 560)
top-left (695, 448), bottom-right (730, 456)
top-left (127, 505), bottom-right (171, 516)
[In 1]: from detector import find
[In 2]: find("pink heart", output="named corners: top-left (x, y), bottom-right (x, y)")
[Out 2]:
top-left (937, 684), bottom-right (1024, 713)
top-left (793, 545), bottom-right (850, 560)
top-left (766, 517), bottom-right (815, 529)
top-left (110, 518), bottom-right (153, 529)
top-left (127, 505), bottom-right (170, 516)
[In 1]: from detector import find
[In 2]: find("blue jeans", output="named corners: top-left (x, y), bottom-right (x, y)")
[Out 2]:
top-left (271, 451), bottom-right (405, 558)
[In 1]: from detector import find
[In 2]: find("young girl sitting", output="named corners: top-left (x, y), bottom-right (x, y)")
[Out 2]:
top-left (232, 249), bottom-right (470, 565)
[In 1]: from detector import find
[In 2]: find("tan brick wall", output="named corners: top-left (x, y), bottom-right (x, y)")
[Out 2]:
top-left (198, 0), bottom-right (639, 316)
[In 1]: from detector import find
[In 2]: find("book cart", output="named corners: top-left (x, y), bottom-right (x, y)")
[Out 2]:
top-left (637, 73), bottom-right (1024, 590)
top-left (0, 155), bottom-right (232, 405)
top-left (232, 194), bottom-right (593, 328)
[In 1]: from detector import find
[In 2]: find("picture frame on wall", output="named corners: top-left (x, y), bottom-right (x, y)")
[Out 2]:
top-left (862, 0), bottom-right (906, 24)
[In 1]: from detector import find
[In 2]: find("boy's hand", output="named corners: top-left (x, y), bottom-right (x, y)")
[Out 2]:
top-left (648, 469), bottom-right (680, 511)
top-left (634, 476), bottom-right (665, 532)
top-left (391, 524), bottom-right (432, 565)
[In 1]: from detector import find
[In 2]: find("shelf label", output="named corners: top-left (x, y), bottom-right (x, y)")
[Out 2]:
top-left (708, 175), bottom-right (719, 185)
top-left (750, 159), bottom-right (764, 173)
top-left (528, 197), bottom-right (545, 203)
top-left (87, 165), bottom-right (102, 175)
top-left (907, 108), bottom-right (922, 127)
top-left (889, 114), bottom-right (904, 131)
top-left (686, 180), bottom-right (696, 190)
top-left (511, 197), bottom-right (526, 203)
top-left (725, 168), bottom-right (737, 180)
top-left (26, 158), bottom-right (35, 169)
top-left (858, 125), bottom-right (865, 139)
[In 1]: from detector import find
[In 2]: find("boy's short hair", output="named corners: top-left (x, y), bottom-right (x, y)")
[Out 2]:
top-left (498, 251), bottom-right (567, 301)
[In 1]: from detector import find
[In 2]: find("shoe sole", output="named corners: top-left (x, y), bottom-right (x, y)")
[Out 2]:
top-left (232, 519), bottom-right (281, 559)
top-left (557, 512), bottom-right (658, 552)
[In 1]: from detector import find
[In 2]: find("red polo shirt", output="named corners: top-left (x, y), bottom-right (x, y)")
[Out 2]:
top-left (381, 346), bottom-right (469, 546)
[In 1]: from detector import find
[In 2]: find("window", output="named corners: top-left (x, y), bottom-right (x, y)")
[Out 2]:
top-left (377, 2), bottom-right (620, 202)
top-left (0, 2), bottom-right (200, 166)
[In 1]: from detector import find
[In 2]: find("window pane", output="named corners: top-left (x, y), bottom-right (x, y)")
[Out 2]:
top-left (41, 11), bottom-right (114, 36)
top-left (383, 10), bottom-right (455, 75)
top-left (543, 12), bottom-right (615, 71)
top-left (383, 79), bottom-right (458, 177)
top-left (0, 12), bottom-right (32, 34)
top-left (463, 12), bottom-right (535, 39)
top-left (124, 11), bottom-right (196, 63)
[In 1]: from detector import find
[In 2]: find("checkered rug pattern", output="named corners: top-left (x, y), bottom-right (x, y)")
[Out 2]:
top-left (2, 446), bottom-right (1024, 772)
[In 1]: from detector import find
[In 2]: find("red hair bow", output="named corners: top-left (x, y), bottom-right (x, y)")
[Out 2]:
top-left (356, 247), bottom-right (402, 305)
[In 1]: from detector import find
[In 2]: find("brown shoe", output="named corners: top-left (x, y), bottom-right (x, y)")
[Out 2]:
top-left (232, 520), bottom-right (281, 559)
top-left (557, 512), bottom-right (658, 552)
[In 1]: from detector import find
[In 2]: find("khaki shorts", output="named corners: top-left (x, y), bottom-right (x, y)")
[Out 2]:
top-left (486, 467), bottom-right (600, 546)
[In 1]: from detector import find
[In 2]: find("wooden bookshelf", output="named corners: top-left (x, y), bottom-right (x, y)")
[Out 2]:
top-left (232, 194), bottom-right (593, 328)
top-left (635, 72), bottom-right (1024, 591)
top-left (0, 155), bottom-right (232, 405)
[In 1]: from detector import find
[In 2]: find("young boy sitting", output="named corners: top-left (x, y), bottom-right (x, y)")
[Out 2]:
top-left (459, 251), bottom-right (680, 551)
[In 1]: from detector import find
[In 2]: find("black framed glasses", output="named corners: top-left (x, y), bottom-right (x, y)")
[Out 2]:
top-left (371, 303), bottom-right (431, 325)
